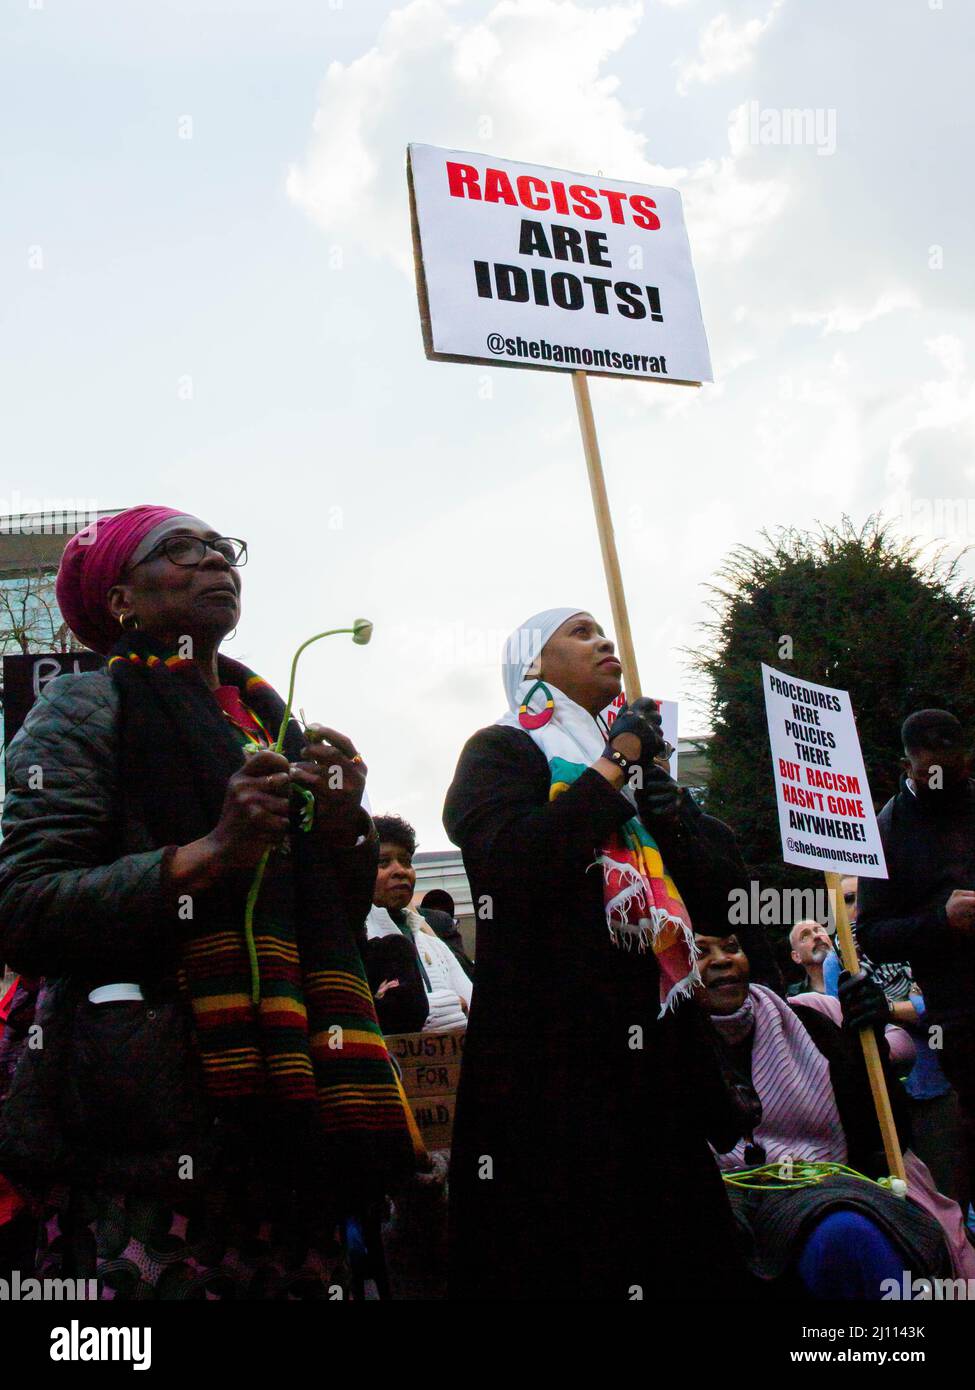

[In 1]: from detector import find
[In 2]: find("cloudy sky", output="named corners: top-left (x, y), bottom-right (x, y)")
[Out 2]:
top-left (5, 0), bottom-right (973, 848)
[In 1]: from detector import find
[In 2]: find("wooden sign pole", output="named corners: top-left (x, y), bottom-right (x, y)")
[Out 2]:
top-left (824, 870), bottom-right (907, 1184)
top-left (572, 371), bottom-right (643, 701)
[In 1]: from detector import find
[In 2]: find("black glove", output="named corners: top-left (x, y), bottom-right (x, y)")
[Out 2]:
top-left (628, 696), bottom-right (667, 740)
top-left (838, 969), bottom-right (890, 1032)
top-left (730, 1080), bottom-right (763, 1141)
top-left (636, 763), bottom-right (682, 823)
top-left (602, 699), bottom-right (668, 774)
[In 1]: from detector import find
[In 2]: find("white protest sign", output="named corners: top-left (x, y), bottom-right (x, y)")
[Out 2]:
top-left (761, 664), bottom-right (888, 879)
top-left (408, 143), bottom-right (712, 385)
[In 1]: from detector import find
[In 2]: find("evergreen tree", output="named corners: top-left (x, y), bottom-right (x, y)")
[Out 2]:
top-left (690, 518), bottom-right (975, 911)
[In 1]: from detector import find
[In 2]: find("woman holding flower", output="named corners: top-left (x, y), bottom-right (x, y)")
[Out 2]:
top-left (0, 505), bottom-right (415, 1298)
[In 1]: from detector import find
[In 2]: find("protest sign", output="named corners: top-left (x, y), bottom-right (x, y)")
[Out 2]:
top-left (408, 143), bottom-right (712, 385)
top-left (762, 663), bottom-right (903, 1182)
top-left (761, 663), bottom-right (888, 879)
top-left (3, 651), bottom-right (104, 766)
top-left (408, 142), bottom-right (712, 705)
top-left (386, 1028), bottom-right (465, 1151)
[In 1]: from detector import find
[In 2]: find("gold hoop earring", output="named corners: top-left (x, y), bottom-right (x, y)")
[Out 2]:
top-left (119, 611), bottom-right (140, 632)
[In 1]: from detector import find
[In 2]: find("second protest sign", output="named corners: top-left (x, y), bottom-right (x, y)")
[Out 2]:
top-left (762, 662), bottom-right (887, 879)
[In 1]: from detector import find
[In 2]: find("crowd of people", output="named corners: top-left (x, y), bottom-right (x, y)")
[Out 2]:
top-left (0, 503), bottom-right (974, 1301)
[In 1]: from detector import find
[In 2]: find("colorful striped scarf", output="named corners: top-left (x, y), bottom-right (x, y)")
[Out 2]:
top-left (497, 670), bottom-right (698, 1014)
top-left (546, 752), bottom-right (699, 1013)
top-left (108, 634), bottom-right (418, 1180)
top-left (496, 608), bottom-right (698, 1012)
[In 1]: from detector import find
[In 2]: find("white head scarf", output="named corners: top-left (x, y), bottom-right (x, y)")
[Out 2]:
top-left (493, 606), bottom-right (698, 1010)
top-left (500, 607), bottom-right (586, 712)
top-left (496, 605), bottom-right (620, 774)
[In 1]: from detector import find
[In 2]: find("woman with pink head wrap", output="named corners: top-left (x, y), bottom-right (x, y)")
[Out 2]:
top-left (0, 505), bottom-right (414, 1299)
top-left (56, 505), bottom-right (229, 656)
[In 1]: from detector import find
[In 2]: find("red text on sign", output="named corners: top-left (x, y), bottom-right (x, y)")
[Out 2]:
top-left (445, 162), bottom-right (662, 230)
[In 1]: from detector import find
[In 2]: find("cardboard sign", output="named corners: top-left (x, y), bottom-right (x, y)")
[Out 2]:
top-left (386, 1028), bottom-right (465, 1151)
top-left (408, 144), bottom-right (712, 385)
top-left (762, 663), bottom-right (888, 879)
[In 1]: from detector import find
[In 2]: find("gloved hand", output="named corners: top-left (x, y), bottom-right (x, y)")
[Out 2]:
top-left (602, 699), bottom-right (668, 774)
top-left (636, 763), bottom-right (682, 824)
top-left (838, 969), bottom-right (890, 1032)
top-left (730, 1080), bottom-right (763, 1140)
top-left (628, 696), bottom-right (668, 748)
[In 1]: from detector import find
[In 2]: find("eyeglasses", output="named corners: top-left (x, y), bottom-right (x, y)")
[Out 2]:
top-left (132, 536), bottom-right (248, 568)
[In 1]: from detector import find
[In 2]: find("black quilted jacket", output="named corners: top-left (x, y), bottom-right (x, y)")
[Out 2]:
top-left (0, 669), bottom-right (378, 1196)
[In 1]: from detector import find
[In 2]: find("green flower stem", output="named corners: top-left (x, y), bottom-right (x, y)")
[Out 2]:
top-left (721, 1160), bottom-right (884, 1191)
top-left (244, 848), bottom-right (270, 1004)
top-left (273, 629), bottom-right (354, 752)
top-left (242, 624), bottom-right (367, 1006)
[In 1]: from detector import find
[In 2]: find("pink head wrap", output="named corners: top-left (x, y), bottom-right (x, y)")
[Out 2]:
top-left (56, 505), bottom-right (191, 653)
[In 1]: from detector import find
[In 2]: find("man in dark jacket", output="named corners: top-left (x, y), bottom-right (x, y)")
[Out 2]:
top-left (418, 890), bottom-right (474, 979)
top-left (857, 708), bottom-right (975, 1200)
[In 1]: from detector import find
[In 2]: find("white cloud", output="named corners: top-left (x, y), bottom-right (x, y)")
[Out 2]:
top-left (883, 335), bottom-right (975, 521)
top-left (914, 335), bottom-right (973, 432)
top-left (675, 0), bottom-right (783, 95)
top-left (791, 288), bottom-right (920, 337)
top-left (679, 152), bottom-right (789, 262)
top-left (287, 0), bottom-right (790, 275)
top-left (287, 0), bottom-right (648, 271)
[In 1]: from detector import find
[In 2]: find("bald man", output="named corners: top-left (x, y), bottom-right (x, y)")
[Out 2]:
top-left (787, 918), bottom-right (835, 997)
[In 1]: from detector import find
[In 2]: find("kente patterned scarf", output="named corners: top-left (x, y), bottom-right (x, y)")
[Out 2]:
top-left (496, 607), bottom-right (697, 1013)
top-left (107, 632), bottom-right (417, 1180)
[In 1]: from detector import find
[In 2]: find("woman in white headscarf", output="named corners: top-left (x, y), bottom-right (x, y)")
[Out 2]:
top-left (443, 608), bottom-right (759, 1301)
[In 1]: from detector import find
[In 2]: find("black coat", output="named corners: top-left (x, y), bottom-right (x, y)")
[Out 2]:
top-left (0, 669), bottom-right (379, 1197)
top-left (362, 934), bottom-right (430, 1035)
top-left (857, 778), bottom-right (975, 1027)
top-left (442, 723), bottom-right (752, 1301)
